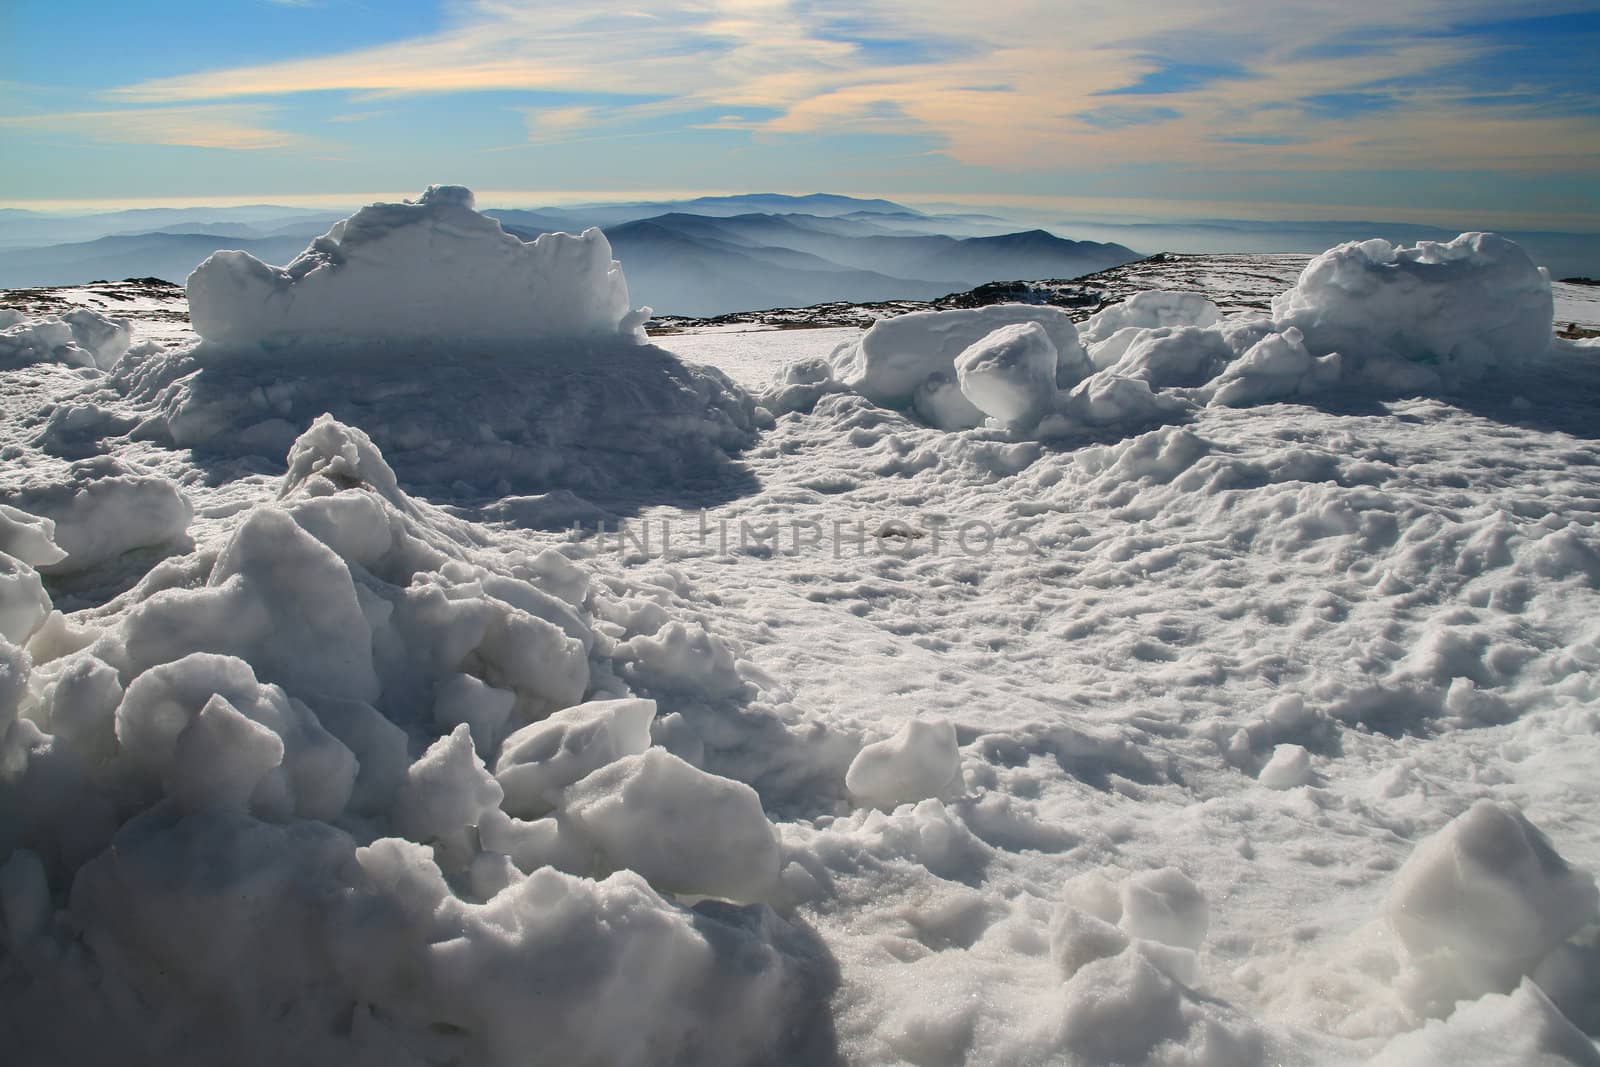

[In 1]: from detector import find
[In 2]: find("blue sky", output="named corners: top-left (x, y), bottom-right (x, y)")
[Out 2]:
top-left (1, 0), bottom-right (1597, 228)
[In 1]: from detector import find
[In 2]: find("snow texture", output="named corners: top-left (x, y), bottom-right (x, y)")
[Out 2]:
top-left (1, 219), bottom-right (1597, 1066)
top-left (0, 419), bottom-right (829, 1065)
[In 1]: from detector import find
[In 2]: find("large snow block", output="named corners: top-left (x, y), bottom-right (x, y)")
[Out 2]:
top-left (1385, 800), bottom-right (1598, 1006)
top-left (830, 304), bottom-right (1091, 410)
top-left (563, 749), bottom-right (782, 902)
top-left (1272, 232), bottom-right (1553, 385)
top-left (954, 322), bottom-right (1060, 429)
top-left (188, 185), bottom-right (649, 347)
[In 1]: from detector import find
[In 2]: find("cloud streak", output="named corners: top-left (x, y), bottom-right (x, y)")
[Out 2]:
top-left (0, 104), bottom-right (300, 150)
top-left (16, 0), bottom-right (1600, 182)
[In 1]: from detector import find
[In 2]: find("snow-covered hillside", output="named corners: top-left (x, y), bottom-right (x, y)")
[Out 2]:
top-left (3, 188), bottom-right (1600, 1066)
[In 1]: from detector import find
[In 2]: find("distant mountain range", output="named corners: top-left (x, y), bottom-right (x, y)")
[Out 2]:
top-left (0, 193), bottom-right (1140, 315)
top-left (7, 190), bottom-right (1589, 313)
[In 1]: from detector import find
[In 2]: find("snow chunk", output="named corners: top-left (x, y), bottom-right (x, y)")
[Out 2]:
top-left (563, 748), bottom-right (782, 902)
top-left (0, 503), bottom-right (67, 568)
top-left (0, 550), bottom-right (52, 645)
top-left (1080, 290), bottom-right (1221, 346)
top-left (9, 457), bottom-right (192, 574)
top-left (432, 673), bottom-right (516, 759)
top-left (1210, 327), bottom-right (1343, 407)
top-left (1120, 866), bottom-right (1209, 951)
top-left (281, 411), bottom-right (406, 508)
top-left (187, 185), bottom-right (649, 347)
top-left (1386, 800), bottom-right (1599, 1009)
top-left (0, 308), bottom-right (130, 371)
top-left (120, 506), bottom-right (379, 703)
top-left (1050, 903), bottom-right (1131, 978)
top-left (1272, 232), bottom-right (1554, 385)
top-left (164, 693), bottom-right (285, 814)
top-left (1037, 372), bottom-right (1193, 436)
top-left (392, 723), bottom-right (504, 843)
top-left (1370, 979), bottom-right (1600, 1067)
top-left (846, 717), bottom-right (961, 808)
top-left (1257, 743), bottom-right (1315, 789)
top-left (0, 636), bottom-right (28, 732)
top-left (830, 304), bottom-right (1090, 410)
top-left (495, 697), bottom-right (656, 817)
top-left (954, 322), bottom-right (1059, 429)
top-left (912, 372), bottom-right (986, 431)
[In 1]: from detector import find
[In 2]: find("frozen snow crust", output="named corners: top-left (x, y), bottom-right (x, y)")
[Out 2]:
top-left (786, 232), bottom-right (1555, 435)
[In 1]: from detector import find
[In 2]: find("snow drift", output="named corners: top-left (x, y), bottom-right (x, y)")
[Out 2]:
top-left (773, 232), bottom-right (1556, 436)
top-left (114, 187), bottom-right (759, 502)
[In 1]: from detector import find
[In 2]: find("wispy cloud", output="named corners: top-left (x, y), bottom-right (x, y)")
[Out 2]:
top-left (0, 104), bottom-right (300, 150)
top-left (49, 0), bottom-right (1600, 178)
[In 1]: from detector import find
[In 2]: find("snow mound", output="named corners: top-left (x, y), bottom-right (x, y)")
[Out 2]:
top-left (117, 190), bottom-right (759, 502)
top-left (495, 696), bottom-right (656, 816)
top-left (1210, 327), bottom-right (1343, 407)
top-left (188, 184), bottom-right (650, 347)
top-left (954, 321), bottom-right (1059, 429)
top-left (0, 308), bottom-right (131, 371)
top-left (1080, 289), bottom-right (1221, 345)
top-left (1256, 743), bottom-right (1315, 789)
top-left (778, 232), bottom-right (1560, 436)
top-left (5, 457), bottom-right (192, 575)
top-left (0, 418), bottom-right (835, 1064)
top-left (562, 748), bottom-right (783, 902)
top-left (1273, 232), bottom-right (1554, 386)
top-left (1385, 799), bottom-right (1598, 1012)
top-left (828, 304), bottom-right (1092, 408)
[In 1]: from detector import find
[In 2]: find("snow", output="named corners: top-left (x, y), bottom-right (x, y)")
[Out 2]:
top-left (953, 321), bottom-right (1059, 429)
top-left (187, 185), bottom-right (650, 347)
top-left (1078, 288), bottom-right (1221, 345)
top-left (844, 717), bottom-right (962, 807)
top-left (1385, 799), bottom-right (1599, 1012)
top-left (111, 192), bottom-right (761, 501)
top-left (495, 696), bottom-right (655, 816)
top-left (1273, 232), bottom-right (1555, 387)
top-left (0, 307), bottom-right (130, 371)
top-left (1256, 742), bottom-right (1315, 789)
top-left (7, 457), bottom-right (192, 575)
top-left (827, 303), bottom-right (1091, 409)
top-left (563, 747), bottom-right (783, 902)
top-left (783, 232), bottom-right (1560, 438)
top-left (2, 208), bottom-right (1600, 1065)
top-left (1210, 326), bottom-right (1343, 406)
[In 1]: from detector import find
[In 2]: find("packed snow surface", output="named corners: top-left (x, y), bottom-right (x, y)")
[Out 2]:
top-left (2, 213), bottom-right (1600, 1067)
